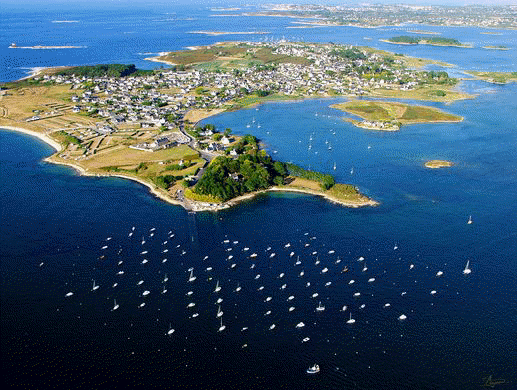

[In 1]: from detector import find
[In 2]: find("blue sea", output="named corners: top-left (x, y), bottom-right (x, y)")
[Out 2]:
top-left (1, 2), bottom-right (517, 389)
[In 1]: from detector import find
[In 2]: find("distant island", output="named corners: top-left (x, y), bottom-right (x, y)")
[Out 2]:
top-left (9, 43), bottom-right (85, 49)
top-left (1, 41), bottom-right (479, 211)
top-left (188, 31), bottom-right (270, 36)
top-left (466, 71), bottom-right (517, 84)
top-left (407, 30), bottom-right (441, 35)
top-left (331, 100), bottom-right (463, 130)
top-left (381, 36), bottom-right (472, 48)
top-left (482, 45), bottom-right (509, 51)
top-left (425, 160), bottom-right (453, 169)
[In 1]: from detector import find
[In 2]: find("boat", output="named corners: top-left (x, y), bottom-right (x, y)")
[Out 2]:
top-left (218, 317), bottom-right (226, 332)
top-left (436, 271), bottom-right (444, 277)
top-left (289, 306), bottom-right (295, 312)
top-left (269, 324), bottom-right (276, 330)
top-left (316, 301), bottom-right (325, 312)
top-left (346, 313), bottom-right (355, 324)
top-left (467, 215), bottom-right (473, 224)
top-left (463, 260), bottom-right (472, 275)
top-left (398, 314), bottom-right (407, 321)
top-left (188, 269), bottom-right (196, 282)
top-left (65, 292), bottom-right (74, 297)
top-left (142, 290), bottom-right (150, 296)
top-left (341, 266), bottom-right (349, 273)
top-left (217, 305), bottom-right (223, 318)
top-left (167, 324), bottom-right (175, 335)
top-left (295, 322), bottom-right (305, 328)
top-left (368, 278), bottom-right (375, 283)
top-left (321, 267), bottom-right (328, 273)
top-left (302, 337), bottom-right (310, 343)
top-left (214, 280), bottom-right (221, 292)
top-left (92, 280), bottom-right (99, 291)
top-left (235, 283), bottom-right (241, 292)
top-left (333, 162), bottom-right (336, 170)
top-left (306, 364), bottom-right (320, 374)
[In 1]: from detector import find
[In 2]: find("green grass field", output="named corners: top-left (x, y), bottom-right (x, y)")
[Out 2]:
top-left (332, 100), bottom-right (462, 124)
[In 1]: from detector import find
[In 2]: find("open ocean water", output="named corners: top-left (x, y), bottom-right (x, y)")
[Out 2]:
top-left (1, 2), bottom-right (517, 389)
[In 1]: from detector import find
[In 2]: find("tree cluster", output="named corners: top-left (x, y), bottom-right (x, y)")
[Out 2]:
top-left (56, 64), bottom-right (150, 78)
top-left (194, 151), bottom-right (287, 202)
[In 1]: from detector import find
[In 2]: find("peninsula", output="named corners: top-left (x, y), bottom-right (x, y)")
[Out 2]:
top-left (331, 100), bottom-right (463, 130)
top-left (1, 41), bottom-right (476, 211)
top-left (244, 4), bottom-right (517, 29)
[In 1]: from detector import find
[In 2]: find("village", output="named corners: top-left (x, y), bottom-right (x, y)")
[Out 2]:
top-left (27, 41), bottom-right (431, 140)
top-left (0, 41), bottom-right (460, 210)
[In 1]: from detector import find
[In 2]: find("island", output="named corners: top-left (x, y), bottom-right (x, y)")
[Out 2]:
top-left (425, 160), bottom-right (453, 169)
top-left (407, 30), bottom-right (441, 35)
top-left (331, 100), bottom-right (463, 131)
top-left (1, 41), bottom-right (477, 211)
top-left (188, 31), bottom-right (270, 36)
top-left (9, 43), bottom-right (85, 49)
top-left (381, 36), bottom-right (472, 48)
top-left (466, 71), bottom-right (517, 84)
top-left (482, 45), bottom-right (509, 51)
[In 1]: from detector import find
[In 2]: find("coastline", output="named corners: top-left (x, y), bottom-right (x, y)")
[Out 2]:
top-left (1, 126), bottom-right (62, 151)
top-left (1, 125), bottom-right (378, 213)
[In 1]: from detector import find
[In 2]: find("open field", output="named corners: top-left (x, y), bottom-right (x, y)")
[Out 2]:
top-left (332, 100), bottom-right (463, 125)
top-left (77, 144), bottom-right (199, 170)
top-left (153, 43), bottom-right (310, 69)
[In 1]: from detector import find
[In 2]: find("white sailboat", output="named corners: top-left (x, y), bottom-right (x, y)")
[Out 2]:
top-left (347, 313), bottom-right (355, 324)
top-left (316, 301), bottom-right (325, 312)
top-left (92, 280), bottom-right (99, 291)
top-left (216, 304), bottom-right (223, 318)
top-left (463, 260), bottom-right (472, 275)
top-left (188, 269), bottom-right (196, 282)
top-left (214, 280), bottom-right (221, 293)
top-left (467, 215), bottom-right (473, 224)
top-left (112, 299), bottom-right (119, 311)
top-left (218, 317), bottom-right (226, 332)
top-left (167, 324), bottom-right (175, 335)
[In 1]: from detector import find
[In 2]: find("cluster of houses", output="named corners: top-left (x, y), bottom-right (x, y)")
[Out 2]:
top-left (35, 42), bottom-right (430, 137)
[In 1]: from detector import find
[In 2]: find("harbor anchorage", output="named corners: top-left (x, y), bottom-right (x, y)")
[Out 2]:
top-left (56, 223), bottom-right (479, 377)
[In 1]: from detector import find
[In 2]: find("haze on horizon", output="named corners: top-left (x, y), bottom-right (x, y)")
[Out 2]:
top-left (3, 0), bottom-right (517, 7)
